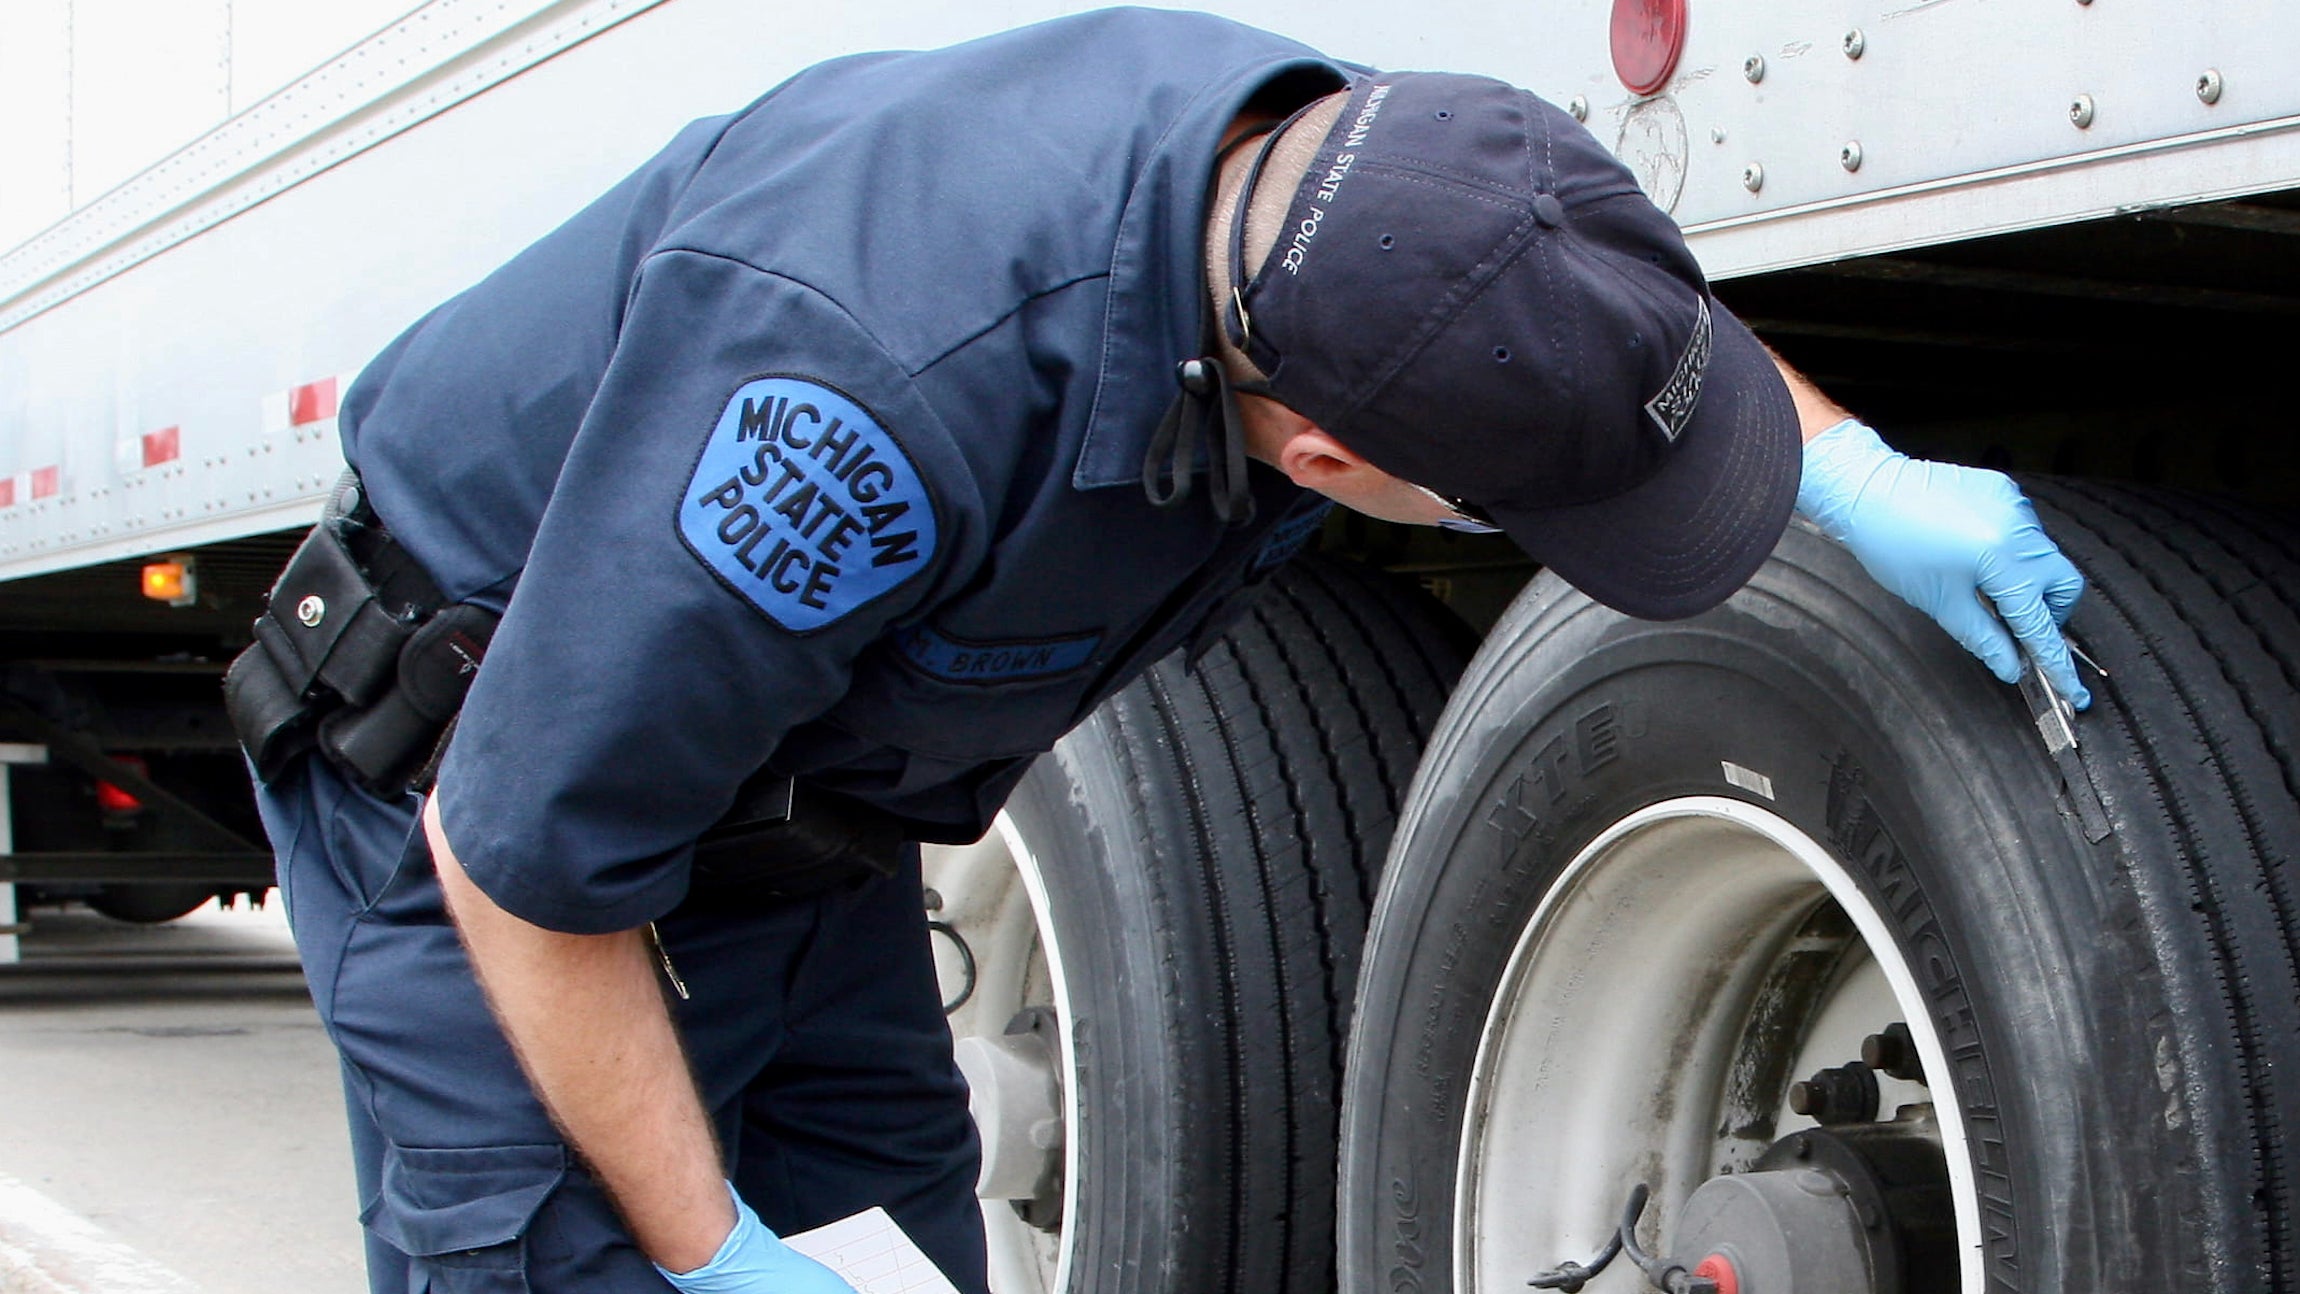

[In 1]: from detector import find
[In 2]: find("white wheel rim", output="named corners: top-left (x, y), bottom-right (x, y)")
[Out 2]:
top-left (1455, 796), bottom-right (1982, 1292)
top-left (924, 813), bottom-right (1080, 1294)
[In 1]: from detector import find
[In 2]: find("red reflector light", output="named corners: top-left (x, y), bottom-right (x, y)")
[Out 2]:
top-left (97, 756), bottom-right (148, 814)
top-left (1611, 0), bottom-right (1690, 96)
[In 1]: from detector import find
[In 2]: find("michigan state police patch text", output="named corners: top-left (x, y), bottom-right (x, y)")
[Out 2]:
top-left (679, 376), bottom-right (936, 633)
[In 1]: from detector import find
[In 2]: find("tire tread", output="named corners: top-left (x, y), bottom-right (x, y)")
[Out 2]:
top-left (2030, 480), bottom-right (2300, 1287)
top-left (1096, 553), bottom-right (1468, 1294)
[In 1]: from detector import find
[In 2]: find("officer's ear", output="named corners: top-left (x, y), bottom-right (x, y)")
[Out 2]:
top-left (1272, 426), bottom-right (1377, 494)
top-left (1238, 396), bottom-right (1371, 492)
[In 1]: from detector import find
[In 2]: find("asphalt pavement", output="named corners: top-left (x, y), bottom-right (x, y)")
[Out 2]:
top-left (0, 897), bottom-right (364, 1293)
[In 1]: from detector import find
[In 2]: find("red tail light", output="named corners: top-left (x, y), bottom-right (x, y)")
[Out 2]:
top-left (97, 756), bottom-right (148, 814)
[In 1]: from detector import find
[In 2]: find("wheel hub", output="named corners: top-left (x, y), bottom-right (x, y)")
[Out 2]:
top-left (1460, 801), bottom-right (1981, 1292)
top-left (1673, 1114), bottom-right (1955, 1294)
top-left (953, 1005), bottom-right (1065, 1228)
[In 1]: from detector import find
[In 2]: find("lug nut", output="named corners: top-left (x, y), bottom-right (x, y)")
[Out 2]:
top-left (1789, 1061), bottom-right (1880, 1125)
top-left (1861, 1022), bottom-right (1926, 1082)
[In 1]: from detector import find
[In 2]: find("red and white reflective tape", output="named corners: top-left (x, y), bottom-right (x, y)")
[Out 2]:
top-left (113, 425), bottom-right (182, 475)
top-left (261, 375), bottom-right (346, 435)
top-left (4, 372), bottom-right (351, 511)
top-left (0, 467), bottom-right (57, 508)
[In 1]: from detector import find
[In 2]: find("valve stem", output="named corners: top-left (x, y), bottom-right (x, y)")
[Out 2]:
top-left (1530, 1184), bottom-right (1720, 1294)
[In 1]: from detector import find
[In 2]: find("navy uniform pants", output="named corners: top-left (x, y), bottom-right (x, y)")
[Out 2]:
top-left (256, 756), bottom-right (989, 1293)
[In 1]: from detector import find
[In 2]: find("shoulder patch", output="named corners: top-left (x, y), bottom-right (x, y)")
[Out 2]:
top-left (679, 377), bottom-right (938, 633)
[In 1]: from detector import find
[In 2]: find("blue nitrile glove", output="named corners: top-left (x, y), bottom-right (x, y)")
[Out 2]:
top-left (1797, 419), bottom-right (2091, 710)
top-left (655, 1183), bottom-right (858, 1294)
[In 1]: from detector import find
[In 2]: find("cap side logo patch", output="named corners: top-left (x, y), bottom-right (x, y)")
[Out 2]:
top-left (1644, 295), bottom-right (1712, 445)
top-left (679, 376), bottom-right (937, 634)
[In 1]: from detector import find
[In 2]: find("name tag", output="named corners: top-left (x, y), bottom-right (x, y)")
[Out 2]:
top-left (897, 625), bottom-right (1102, 684)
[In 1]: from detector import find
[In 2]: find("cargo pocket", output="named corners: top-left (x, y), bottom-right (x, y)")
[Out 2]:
top-left (361, 1142), bottom-right (567, 1292)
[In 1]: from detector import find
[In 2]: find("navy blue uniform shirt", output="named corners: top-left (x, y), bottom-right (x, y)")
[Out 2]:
top-left (338, 9), bottom-right (1350, 933)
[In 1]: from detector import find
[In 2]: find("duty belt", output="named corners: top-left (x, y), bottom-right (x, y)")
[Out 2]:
top-left (227, 472), bottom-right (901, 902)
top-left (225, 471), bottom-right (493, 798)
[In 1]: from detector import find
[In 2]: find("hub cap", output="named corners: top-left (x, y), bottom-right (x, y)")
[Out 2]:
top-left (1457, 797), bottom-right (1979, 1291)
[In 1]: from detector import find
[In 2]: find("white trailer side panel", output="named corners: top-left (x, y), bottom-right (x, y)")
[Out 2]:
top-left (0, 0), bottom-right (427, 254)
top-left (1501, 0), bottom-right (2300, 276)
top-left (0, 3), bottom-right (75, 254)
top-left (3, 0), bottom-right (2296, 586)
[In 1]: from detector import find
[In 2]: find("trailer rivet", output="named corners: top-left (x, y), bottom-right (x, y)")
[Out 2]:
top-left (1841, 141), bottom-right (1864, 171)
top-left (297, 595), bottom-right (326, 627)
top-left (1743, 54), bottom-right (1766, 83)
top-left (1843, 28), bottom-right (1866, 59)
top-left (2197, 69), bottom-right (2224, 105)
top-left (1742, 162), bottom-right (1765, 192)
top-left (1711, 126), bottom-right (1728, 144)
top-left (1568, 95), bottom-right (1589, 122)
top-left (2069, 94), bottom-right (2096, 128)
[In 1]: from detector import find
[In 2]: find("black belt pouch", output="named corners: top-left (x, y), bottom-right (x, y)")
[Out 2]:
top-left (226, 522), bottom-right (421, 784)
top-left (318, 603), bottom-right (499, 796)
top-left (683, 774), bottom-right (906, 907)
top-left (226, 489), bottom-right (496, 798)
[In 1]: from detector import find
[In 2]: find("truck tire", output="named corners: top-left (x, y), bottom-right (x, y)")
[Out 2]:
top-left (925, 553), bottom-right (1470, 1294)
top-left (1337, 488), bottom-right (2300, 1294)
top-left (86, 883), bottom-right (215, 924)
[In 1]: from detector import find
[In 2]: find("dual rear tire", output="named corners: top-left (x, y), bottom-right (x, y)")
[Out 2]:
top-left (942, 483), bottom-right (2300, 1293)
top-left (929, 555), bottom-right (1469, 1294)
top-left (1338, 490), bottom-right (2300, 1293)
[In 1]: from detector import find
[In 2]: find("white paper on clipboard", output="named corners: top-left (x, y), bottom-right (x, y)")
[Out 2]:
top-left (783, 1206), bottom-right (961, 1294)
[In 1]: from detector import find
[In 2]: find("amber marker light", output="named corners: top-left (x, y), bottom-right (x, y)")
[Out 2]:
top-left (142, 555), bottom-right (198, 607)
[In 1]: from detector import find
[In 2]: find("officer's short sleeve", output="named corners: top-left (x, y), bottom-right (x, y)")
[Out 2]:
top-left (433, 250), bottom-right (976, 933)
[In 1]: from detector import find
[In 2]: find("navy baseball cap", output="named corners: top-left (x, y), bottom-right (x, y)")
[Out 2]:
top-left (1230, 74), bottom-right (1800, 620)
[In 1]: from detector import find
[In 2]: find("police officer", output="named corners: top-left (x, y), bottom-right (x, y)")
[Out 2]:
top-left (237, 10), bottom-right (2089, 1293)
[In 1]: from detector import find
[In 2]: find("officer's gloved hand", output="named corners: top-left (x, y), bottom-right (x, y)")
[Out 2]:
top-left (654, 1183), bottom-right (859, 1294)
top-left (1796, 419), bottom-right (2091, 710)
